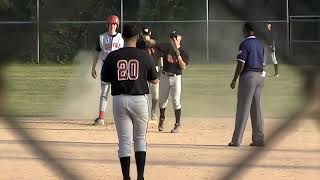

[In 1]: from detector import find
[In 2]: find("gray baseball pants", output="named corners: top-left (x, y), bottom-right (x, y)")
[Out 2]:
top-left (113, 95), bottom-right (149, 157)
top-left (231, 71), bottom-right (265, 145)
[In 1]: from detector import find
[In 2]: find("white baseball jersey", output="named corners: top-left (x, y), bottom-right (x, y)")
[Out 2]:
top-left (97, 32), bottom-right (124, 61)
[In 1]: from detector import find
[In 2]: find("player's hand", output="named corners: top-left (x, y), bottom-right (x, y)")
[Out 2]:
top-left (230, 80), bottom-right (236, 89)
top-left (170, 38), bottom-right (178, 51)
top-left (146, 39), bottom-right (156, 47)
top-left (91, 69), bottom-right (97, 79)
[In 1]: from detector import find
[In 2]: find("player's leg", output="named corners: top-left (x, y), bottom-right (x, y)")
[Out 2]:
top-left (229, 72), bottom-right (256, 146)
top-left (271, 47), bottom-right (279, 77)
top-left (158, 74), bottom-right (170, 131)
top-left (113, 95), bottom-right (133, 180)
top-left (149, 83), bottom-right (159, 120)
top-left (128, 95), bottom-right (149, 180)
top-left (250, 75), bottom-right (265, 146)
top-left (170, 75), bottom-right (182, 133)
top-left (94, 82), bottom-right (111, 125)
top-left (262, 45), bottom-right (268, 77)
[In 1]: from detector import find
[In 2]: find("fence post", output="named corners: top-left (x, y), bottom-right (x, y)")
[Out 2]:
top-left (206, 0), bottom-right (210, 64)
top-left (37, 0), bottom-right (40, 64)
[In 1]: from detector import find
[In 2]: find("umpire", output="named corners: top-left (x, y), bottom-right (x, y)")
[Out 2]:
top-left (229, 23), bottom-right (265, 147)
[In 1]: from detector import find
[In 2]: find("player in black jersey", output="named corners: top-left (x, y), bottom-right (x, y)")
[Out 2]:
top-left (155, 30), bottom-right (189, 133)
top-left (137, 27), bottom-right (161, 120)
top-left (101, 24), bottom-right (158, 180)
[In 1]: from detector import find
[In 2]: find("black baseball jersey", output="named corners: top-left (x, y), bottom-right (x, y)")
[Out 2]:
top-left (156, 43), bottom-right (189, 75)
top-left (137, 38), bottom-right (160, 66)
top-left (101, 47), bottom-right (158, 96)
top-left (136, 36), bottom-right (147, 50)
top-left (266, 29), bottom-right (275, 46)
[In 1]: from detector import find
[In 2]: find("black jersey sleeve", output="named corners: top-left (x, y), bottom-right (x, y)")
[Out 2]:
top-left (145, 53), bottom-right (158, 81)
top-left (101, 54), bottom-right (112, 83)
top-left (180, 48), bottom-right (190, 65)
top-left (95, 37), bottom-right (101, 52)
top-left (136, 37), bottom-right (147, 50)
top-left (155, 43), bottom-right (169, 54)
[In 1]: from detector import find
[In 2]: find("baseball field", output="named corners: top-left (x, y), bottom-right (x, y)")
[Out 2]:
top-left (0, 59), bottom-right (319, 179)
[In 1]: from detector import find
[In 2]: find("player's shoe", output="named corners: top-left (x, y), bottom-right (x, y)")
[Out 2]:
top-left (274, 74), bottom-right (279, 78)
top-left (228, 142), bottom-right (240, 147)
top-left (93, 118), bottom-right (105, 126)
top-left (158, 118), bottom-right (165, 132)
top-left (151, 112), bottom-right (158, 120)
top-left (250, 142), bottom-right (264, 147)
top-left (261, 71), bottom-right (266, 77)
top-left (171, 123), bottom-right (181, 133)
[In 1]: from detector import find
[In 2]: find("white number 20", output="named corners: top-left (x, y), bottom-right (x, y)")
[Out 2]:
top-left (117, 59), bottom-right (139, 81)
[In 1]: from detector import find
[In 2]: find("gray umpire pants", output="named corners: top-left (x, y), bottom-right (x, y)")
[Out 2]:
top-left (231, 71), bottom-right (265, 145)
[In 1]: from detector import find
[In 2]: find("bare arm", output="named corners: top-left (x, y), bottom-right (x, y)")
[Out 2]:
top-left (230, 61), bottom-right (245, 89)
top-left (175, 50), bottom-right (187, 70)
top-left (91, 51), bottom-right (99, 79)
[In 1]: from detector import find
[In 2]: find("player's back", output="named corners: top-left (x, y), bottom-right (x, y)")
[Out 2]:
top-left (101, 47), bottom-right (155, 96)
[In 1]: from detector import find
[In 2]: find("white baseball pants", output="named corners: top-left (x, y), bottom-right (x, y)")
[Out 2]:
top-left (113, 95), bottom-right (149, 158)
top-left (263, 45), bottom-right (278, 65)
top-left (99, 82), bottom-right (111, 112)
top-left (159, 73), bottom-right (182, 110)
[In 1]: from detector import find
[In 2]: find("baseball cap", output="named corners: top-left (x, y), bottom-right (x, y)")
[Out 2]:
top-left (142, 27), bottom-right (151, 36)
top-left (169, 30), bottom-right (181, 39)
top-left (122, 24), bottom-right (139, 39)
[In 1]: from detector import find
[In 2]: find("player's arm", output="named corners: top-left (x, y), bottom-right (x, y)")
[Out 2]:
top-left (230, 43), bottom-right (247, 89)
top-left (92, 40), bottom-right (101, 79)
top-left (175, 50), bottom-right (188, 70)
top-left (146, 54), bottom-right (159, 84)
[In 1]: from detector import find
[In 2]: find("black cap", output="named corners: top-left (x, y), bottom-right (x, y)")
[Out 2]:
top-left (122, 24), bottom-right (139, 39)
top-left (142, 27), bottom-right (151, 36)
top-left (169, 30), bottom-right (180, 39)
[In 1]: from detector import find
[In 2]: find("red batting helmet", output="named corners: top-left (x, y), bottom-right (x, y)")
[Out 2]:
top-left (107, 15), bottom-right (119, 25)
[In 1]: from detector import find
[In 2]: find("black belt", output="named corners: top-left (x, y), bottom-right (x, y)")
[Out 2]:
top-left (162, 71), bottom-right (178, 77)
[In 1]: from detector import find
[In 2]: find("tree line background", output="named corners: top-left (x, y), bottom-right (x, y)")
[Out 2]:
top-left (0, 0), bottom-right (319, 64)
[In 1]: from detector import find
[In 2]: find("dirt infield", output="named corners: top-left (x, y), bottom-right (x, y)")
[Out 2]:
top-left (0, 117), bottom-right (319, 180)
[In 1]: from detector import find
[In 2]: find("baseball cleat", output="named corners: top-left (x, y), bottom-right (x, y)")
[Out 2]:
top-left (228, 142), bottom-right (240, 147)
top-left (158, 118), bottom-right (165, 132)
top-left (261, 71), bottom-right (266, 77)
top-left (250, 142), bottom-right (264, 147)
top-left (274, 74), bottom-right (279, 78)
top-left (93, 118), bottom-right (105, 126)
top-left (171, 124), bottom-right (181, 133)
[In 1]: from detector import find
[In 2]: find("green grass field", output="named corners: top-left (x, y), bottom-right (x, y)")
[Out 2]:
top-left (4, 64), bottom-right (303, 118)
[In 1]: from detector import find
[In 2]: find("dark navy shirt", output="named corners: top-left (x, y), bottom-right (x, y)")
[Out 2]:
top-left (236, 36), bottom-right (264, 73)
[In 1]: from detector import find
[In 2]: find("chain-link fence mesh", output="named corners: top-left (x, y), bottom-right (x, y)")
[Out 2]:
top-left (1, 0), bottom-right (319, 180)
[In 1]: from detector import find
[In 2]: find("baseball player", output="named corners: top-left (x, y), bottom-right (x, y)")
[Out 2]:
top-left (137, 27), bottom-right (161, 120)
top-left (262, 22), bottom-right (279, 77)
top-left (91, 15), bottom-right (124, 126)
top-left (229, 23), bottom-right (265, 147)
top-left (155, 30), bottom-right (189, 133)
top-left (101, 24), bottom-right (158, 180)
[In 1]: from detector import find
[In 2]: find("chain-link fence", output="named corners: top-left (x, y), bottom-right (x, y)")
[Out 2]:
top-left (1, 0), bottom-right (293, 64)
top-left (1, 1), bottom-right (319, 180)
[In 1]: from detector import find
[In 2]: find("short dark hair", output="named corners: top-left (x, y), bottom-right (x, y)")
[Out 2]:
top-left (122, 24), bottom-right (139, 39)
top-left (243, 22), bottom-right (254, 33)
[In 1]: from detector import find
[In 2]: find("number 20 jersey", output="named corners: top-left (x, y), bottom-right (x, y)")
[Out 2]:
top-left (101, 47), bottom-right (158, 96)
